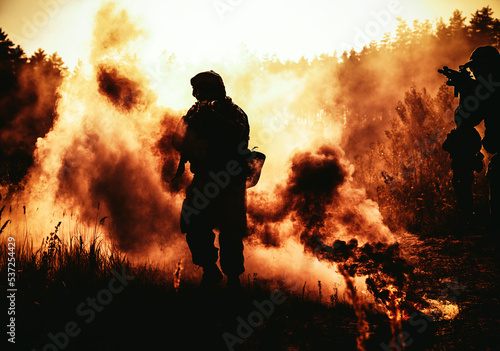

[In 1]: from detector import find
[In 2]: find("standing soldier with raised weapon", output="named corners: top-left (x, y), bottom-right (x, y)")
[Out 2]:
top-left (439, 46), bottom-right (500, 231)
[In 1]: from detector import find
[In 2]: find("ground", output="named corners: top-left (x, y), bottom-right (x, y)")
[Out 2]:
top-left (3, 227), bottom-right (499, 351)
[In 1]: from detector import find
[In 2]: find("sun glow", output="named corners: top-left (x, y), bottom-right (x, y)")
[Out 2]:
top-left (0, 0), bottom-right (429, 70)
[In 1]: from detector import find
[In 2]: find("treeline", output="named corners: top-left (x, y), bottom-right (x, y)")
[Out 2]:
top-left (0, 29), bottom-right (66, 189)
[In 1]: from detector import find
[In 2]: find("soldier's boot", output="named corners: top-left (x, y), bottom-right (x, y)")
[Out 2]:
top-left (227, 275), bottom-right (243, 296)
top-left (199, 264), bottom-right (223, 292)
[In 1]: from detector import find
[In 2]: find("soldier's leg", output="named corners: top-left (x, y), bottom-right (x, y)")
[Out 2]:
top-left (452, 170), bottom-right (474, 215)
top-left (487, 155), bottom-right (500, 229)
top-left (185, 224), bottom-right (222, 289)
top-left (181, 176), bottom-right (222, 287)
top-left (218, 181), bottom-right (246, 281)
top-left (185, 227), bottom-right (219, 269)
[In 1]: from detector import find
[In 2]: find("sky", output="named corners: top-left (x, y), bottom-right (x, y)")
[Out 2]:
top-left (0, 0), bottom-right (498, 69)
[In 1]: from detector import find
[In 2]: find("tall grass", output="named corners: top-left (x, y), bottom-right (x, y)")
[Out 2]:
top-left (0, 217), bottom-right (180, 299)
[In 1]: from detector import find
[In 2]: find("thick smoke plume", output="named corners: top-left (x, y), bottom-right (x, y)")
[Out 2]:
top-left (97, 66), bottom-right (145, 112)
top-left (4, 2), bottom-right (185, 255)
top-left (243, 142), bottom-right (413, 348)
top-left (247, 143), bottom-right (393, 250)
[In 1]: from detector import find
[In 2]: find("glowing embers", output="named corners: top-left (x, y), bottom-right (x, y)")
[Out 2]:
top-left (421, 297), bottom-right (460, 321)
top-left (380, 284), bottom-right (406, 321)
top-left (173, 259), bottom-right (183, 291)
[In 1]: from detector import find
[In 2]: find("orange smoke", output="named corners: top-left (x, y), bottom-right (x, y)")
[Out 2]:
top-left (3, 2), bottom-right (184, 256)
top-left (2, 4), bottom-right (427, 338)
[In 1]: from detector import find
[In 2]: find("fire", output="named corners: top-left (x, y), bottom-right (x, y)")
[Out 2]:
top-left (380, 284), bottom-right (407, 348)
top-left (0, 3), bottom-right (465, 350)
top-left (421, 297), bottom-right (460, 321)
top-left (382, 284), bottom-right (406, 321)
top-left (173, 259), bottom-right (182, 291)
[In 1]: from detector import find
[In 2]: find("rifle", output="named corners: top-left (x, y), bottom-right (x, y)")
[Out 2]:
top-left (437, 65), bottom-right (473, 97)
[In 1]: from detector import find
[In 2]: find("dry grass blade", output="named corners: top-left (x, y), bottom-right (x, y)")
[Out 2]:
top-left (0, 220), bottom-right (11, 235)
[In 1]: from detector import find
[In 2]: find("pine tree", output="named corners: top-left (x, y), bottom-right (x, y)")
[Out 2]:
top-left (469, 6), bottom-right (498, 45)
top-left (0, 28), bottom-right (26, 96)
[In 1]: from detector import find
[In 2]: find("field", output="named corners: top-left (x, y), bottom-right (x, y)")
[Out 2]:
top-left (1, 222), bottom-right (498, 351)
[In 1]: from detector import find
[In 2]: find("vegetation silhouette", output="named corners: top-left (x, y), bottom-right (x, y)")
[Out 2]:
top-left (0, 29), bottom-right (66, 190)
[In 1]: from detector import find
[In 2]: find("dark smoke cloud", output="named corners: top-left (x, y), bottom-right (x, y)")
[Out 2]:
top-left (286, 147), bottom-right (414, 310)
top-left (246, 141), bottom-right (414, 314)
top-left (317, 238), bottom-right (413, 295)
top-left (0, 60), bottom-right (63, 187)
top-left (247, 140), bottom-right (400, 248)
top-left (286, 145), bottom-right (348, 216)
top-left (281, 144), bottom-right (348, 248)
top-left (248, 143), bottom-right (348, 247)
top-left (97, 65), bottom-right (144, 111)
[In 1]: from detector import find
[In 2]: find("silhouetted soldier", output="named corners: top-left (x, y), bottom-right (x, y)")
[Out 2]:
top-left (442, 127), bottom-right (484, 217)
top-left (172, 71), bottom-right (249, 293)
top-left (445, 46), bottom-right (500, 230)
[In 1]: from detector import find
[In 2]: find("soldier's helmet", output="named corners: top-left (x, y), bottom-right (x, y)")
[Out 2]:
top-left (464, 46), bottom-right (500, 70)
top-left (190, 70), bottom-right (226, 101)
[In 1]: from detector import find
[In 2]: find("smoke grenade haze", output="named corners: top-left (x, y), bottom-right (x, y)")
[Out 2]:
top-left (4, 1), bottom-right (426, 302)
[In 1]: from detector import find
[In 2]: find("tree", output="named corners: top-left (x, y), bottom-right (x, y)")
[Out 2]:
top-left (449, 10), bottom-right (467, 35)
top-left (0, 31), bottom-right (66, 187)
top-left (0, 29), bottom-right (26, 97)
top-left (393, 19), bottom-right (412, 49)
top-left (435, 18), bottom-right (451, 42)
top-left (48, 52), bottom-right (67, 75)
top-left (0, 29), bottom-right (26, 66)
top-left (469, 6), bottom-right (498, 45)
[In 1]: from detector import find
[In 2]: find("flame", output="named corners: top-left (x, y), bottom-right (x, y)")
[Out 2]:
top-left (421, 297), bottom-right (460, 321)
top-left (173, 259), bottom-right (183, 291)
top-left (382, 284), bottom-right (406, 320)
top-left (380, 284), bottom-right (407, 348)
